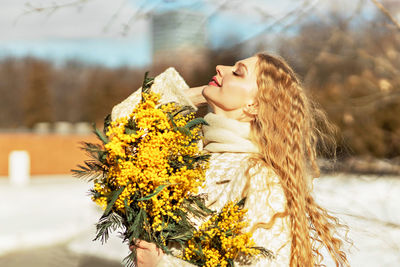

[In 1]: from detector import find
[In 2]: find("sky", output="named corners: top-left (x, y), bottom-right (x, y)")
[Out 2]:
top-left (0, 0), bottom-right (377, 68)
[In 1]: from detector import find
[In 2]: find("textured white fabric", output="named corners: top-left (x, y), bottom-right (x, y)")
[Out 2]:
top-left (202, 112), bottom-right (260, 154)
top-left (111, 67), bottom-right (197, 122)
top-left (110, 68), bottom-right (292, 266)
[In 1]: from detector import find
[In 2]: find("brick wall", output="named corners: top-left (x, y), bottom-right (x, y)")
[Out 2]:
top-left (0, 133), bottom-right (99, 176)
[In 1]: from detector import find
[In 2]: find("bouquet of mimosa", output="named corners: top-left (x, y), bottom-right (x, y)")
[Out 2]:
top-left (72, 70), bottom-right (273, 267)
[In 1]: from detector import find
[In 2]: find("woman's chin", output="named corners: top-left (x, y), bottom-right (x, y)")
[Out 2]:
top-left (203, 84), bottom-right (220, 93)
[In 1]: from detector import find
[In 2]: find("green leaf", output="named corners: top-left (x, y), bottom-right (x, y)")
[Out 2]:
top-left (128, 208), bottom-right (145, 242)
top-left (137, 184), bottom-right (170, 201)
top-left (125, 128), bottom-right (137, 135)
top-left (236, 197), bottom-right (247, 208)
top-left (141, 71), bottom-right (154, 101)
top-left (103, 114), bottom-right (111, 135)
top-left (254, 246), bottom-right (275, 258)
top-left (193, 154), bottom-right (211, 161)
top-left (177, 126), bottom-right (191, 136)
top-left (124, 198), bottom-right (133, 222)
top-left (127, 117), bottom-right (137, 129)
top-left (192, 196), bottom-right (214, 215)
top-left (184, 118), bottom-right (209, 130)
top-left (92, 123), bottom-right (109, 144)
top-left (167, 113), bottom-right (177, 128)
top-left (172, 105), bottom-right (195, 117)
top-left (104, 186), bottom-right (125, 215)
top-left (168, 231), bottom-right (193, 241)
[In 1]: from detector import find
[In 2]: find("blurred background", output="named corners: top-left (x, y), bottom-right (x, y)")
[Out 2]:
top-left (0, 0), bottom-right (399, 266)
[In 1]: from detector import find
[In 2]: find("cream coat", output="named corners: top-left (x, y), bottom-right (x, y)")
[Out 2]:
top-left (111, 68), bottom-right (292, 267)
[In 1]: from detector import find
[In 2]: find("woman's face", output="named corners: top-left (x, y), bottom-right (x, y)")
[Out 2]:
top-left (202, 56), bottom-right (259, 119)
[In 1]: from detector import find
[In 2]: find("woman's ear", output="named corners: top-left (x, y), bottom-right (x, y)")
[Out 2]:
top-left (243, 102), bottom-right (258, 116)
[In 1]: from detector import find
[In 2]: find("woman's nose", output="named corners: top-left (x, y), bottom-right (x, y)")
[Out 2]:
top-left (216, 65), bottom-right (224, 77)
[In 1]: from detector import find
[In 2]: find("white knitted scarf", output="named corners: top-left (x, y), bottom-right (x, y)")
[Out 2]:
top-left (202, 112), bottom-right (260, 153)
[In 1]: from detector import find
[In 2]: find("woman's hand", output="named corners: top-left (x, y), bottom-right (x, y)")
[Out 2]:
top-left (186, 86), bottom-right (207, 107)
top-left (129, 240), bottom-right (164, 267)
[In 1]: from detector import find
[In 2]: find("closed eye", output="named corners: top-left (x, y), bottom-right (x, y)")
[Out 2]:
top-left (233, 65), bottom-right (244, 76)
top-left (233, 70), bottom-right (242, 76)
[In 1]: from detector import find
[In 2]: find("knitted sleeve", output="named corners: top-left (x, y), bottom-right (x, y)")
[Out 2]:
top-left (111, 67), bottom-right (197, 122)
top-left (236, 166), bottom-right (292, 267)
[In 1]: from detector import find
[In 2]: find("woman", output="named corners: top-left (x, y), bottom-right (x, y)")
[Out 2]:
top-left (131, 52), bottom-right (352, 267)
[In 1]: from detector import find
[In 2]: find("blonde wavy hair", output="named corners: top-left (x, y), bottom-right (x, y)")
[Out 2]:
top-left (242, 52), bottom-right (352, 266)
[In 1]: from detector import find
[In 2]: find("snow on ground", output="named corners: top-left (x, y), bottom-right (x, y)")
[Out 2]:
top-left (313, 174), bottom-right (400, 266)
top-left (0, 176), bottom-right (98, 256)
top-left (1, 174), bottom-right (400, 266)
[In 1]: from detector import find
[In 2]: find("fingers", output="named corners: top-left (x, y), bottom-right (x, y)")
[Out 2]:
top-left (130, 239), bottom-right (157, 250)
top-left (137, 240), bottom-right (153, 249)
top-left (132, 240), bottom-right (164, 267)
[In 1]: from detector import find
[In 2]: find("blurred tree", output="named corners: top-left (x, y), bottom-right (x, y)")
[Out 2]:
top-left (23, 58), bottom-right (54, 128)
top-left (277, 12), bottom-right (400, 159)
top-left (0, 58), bottom-right (25, 128)
top-left (81, 65), bottom-right (144, 124)
top-left (51, 59), bottom-right (87, 122)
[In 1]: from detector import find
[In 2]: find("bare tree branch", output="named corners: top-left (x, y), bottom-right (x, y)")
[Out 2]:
top-left (370, 0), bottom-right (400, 31)
top-left (303, 0), bottom-right (364, 84)
top-left (101, 0), bottom-right (128, 34)
top-left (13, 0), bottom-right (94, 25)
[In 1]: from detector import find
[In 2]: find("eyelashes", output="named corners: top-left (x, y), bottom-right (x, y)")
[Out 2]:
top-left (233, 69), bottom-right (242, 76)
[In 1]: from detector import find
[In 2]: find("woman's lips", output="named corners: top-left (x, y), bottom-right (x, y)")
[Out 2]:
top-left (208, 80), bottom-right (219, 87)
top-left (208, 76), bottom-right (220, 87)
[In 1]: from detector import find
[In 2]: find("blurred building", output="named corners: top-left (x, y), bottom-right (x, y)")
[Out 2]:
top-left (151, 9), bottom-right (209, 77)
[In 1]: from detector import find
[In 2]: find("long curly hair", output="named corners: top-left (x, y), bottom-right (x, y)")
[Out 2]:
top-left (244, 52), bottom-right (352, 266)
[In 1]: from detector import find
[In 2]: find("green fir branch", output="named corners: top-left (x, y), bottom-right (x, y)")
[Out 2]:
top-left (76, 141), bottom-right (105, 163)
top-left (104, 186), bottom-right (125, 216)
top-left (122, 250), bottom-right (137, 267)
top-left (163, 213), bottom-right (196, 245)
top-left (103, 114), bottom-right (112, 135)
top-left (92, 123), bottom-right (109, 144)
top-left (93, 212), bottom-right (123, 244)
top-left (137, 183), bottom-right (170, 201)
top-left (70, 160), bottom-right (104, 181)
top-left (78, 141), bottom-right (103, 154)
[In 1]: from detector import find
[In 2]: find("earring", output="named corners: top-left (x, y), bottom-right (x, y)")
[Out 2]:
top-left (247, 104), bottom-right (258, 115)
